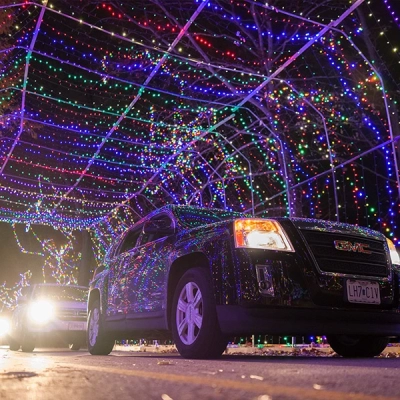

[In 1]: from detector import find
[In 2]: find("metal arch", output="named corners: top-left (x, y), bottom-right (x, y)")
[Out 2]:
top-left (186, 153), bottom-right (226, 209)
top-left (206, 131), bottom-right (255, 215)
top-left (0, 1), bottom-right (48, 175)
top-left (254, 135), bottom-right (400, 213)
top-left (271, 78), bottom-right (339, 221)
top-left (50, 0), bottom-right (211, 213)
top-left (190, 138), bottom-right (282, 212)
top-left (121, 0), bottom-right (366, 216)
top-left (261, 0), bottom-right (400, 200)
top-left (1, 1), bottom-right (368, 226)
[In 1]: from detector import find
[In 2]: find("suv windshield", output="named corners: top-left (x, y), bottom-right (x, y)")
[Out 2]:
top-left (33, 286), bottom-right (88, 302)
top-left (174, 207), bottom-right (245, 228)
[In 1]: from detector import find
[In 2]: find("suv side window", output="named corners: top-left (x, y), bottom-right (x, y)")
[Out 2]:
top-left (117, 226), bottom-right (142, 255)
top-left (140, 214), bottom-right (174, 245)
top-left (105, 240), bottom-right (120, 260)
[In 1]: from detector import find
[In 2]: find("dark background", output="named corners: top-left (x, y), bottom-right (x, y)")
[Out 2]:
top-left (0, 223), bottom-right (42, 285)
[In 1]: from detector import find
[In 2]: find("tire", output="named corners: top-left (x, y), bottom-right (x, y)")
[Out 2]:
top-left (171, 267), bottom-right (228, 359)
top-left (21, 335), bottom-right (35, 352)
top-left (87, 299), bottom-right (115, 355)
top-left (69, 342), bottom-right (81, 351)
top-left (327, 335), bottom-right (389, 357)
top-left (9, 337), bottom-right (20, 351)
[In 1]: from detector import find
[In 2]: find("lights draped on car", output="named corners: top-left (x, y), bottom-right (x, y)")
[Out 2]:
top-left (234, 219), bottom-right (294, 251)
top-left (387, 238), bottom-right (400, 265)
top-left (28, 300), bottom-right (55, 324)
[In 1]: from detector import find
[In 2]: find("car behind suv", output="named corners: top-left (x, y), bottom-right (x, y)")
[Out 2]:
top-left (0, 311), bottom-right (11, 345)
top-left (9, 283), bottom-right (88, 352)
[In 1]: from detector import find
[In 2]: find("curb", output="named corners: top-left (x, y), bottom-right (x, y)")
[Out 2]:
top-left (114, 343), bottom-right (400, 355)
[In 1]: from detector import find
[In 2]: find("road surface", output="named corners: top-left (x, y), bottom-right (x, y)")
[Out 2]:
top-left (1, 345), bottom-right (400, 400)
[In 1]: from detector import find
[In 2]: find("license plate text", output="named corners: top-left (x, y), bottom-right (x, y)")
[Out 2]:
top-left (346, 280), bottom-right (380, 304)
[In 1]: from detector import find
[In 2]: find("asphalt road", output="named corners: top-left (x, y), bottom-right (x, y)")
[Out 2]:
top-left (1, 346), bottom-right (400, 400)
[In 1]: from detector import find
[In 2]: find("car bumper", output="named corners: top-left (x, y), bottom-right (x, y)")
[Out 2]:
top-left (216, 305), bottom-right (400, 336)
top-left (28, 319), bottom-right (87, 334)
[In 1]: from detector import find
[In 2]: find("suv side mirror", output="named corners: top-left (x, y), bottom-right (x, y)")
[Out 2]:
top-left (143, 221), bottom-right (175, 235)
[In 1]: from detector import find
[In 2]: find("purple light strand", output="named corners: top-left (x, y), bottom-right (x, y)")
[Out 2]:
top-left (383, 0), bottom-right (400, 26)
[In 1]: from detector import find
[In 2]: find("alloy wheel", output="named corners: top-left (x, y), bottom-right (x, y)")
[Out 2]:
top-left (176, 281), bottom-right (203, 345)
top-left (88, 307), bottom-right (100, 347)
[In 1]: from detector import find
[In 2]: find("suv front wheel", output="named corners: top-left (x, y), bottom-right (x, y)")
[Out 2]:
top-left (171, 267), bottom-right (227, 359)
top-left (87, 299), bottom-right (115, 355)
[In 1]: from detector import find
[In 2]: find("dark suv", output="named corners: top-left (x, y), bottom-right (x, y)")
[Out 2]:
top-left (87, 205), bottom-right (400, 359)
top-left (9, 284), bottom-right (88, 352)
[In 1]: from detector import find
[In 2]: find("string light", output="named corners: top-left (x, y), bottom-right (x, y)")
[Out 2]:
top-left (0, 0), bottom-right (397, 285)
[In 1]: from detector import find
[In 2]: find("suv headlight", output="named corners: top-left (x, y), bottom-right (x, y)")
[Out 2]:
top-left (234, 219), bottom-right (294, 251)
top-left (387, 238), bottom-right (400, 266)
top-left (28, 300), bottom-right (55, 324)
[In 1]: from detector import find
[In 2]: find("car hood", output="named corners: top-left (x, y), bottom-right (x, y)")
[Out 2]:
top-left (290, 218), bottom-right (385, 241)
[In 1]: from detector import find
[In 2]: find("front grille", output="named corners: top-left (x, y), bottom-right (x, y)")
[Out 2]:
top-left (300, 230), bottom-right (390, 277)
top-left (56, 309), bottom-right (87, 321)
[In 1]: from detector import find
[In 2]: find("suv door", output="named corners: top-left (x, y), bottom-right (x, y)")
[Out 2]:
top-left (107, 226), bottom-right (142, 319)
top-left (125, 214), bottom-right (175, 317)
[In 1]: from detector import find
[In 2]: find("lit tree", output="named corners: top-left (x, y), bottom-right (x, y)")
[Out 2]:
top-left (0, 271), bottom-right (31, 311)
top-left (12, 224), bottom-right (81, 285)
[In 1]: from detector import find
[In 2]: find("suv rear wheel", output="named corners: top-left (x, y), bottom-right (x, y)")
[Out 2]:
top-left (87, 299), bottom-right (115, 355)
top-left (69, 342), bottom-right (82, 351)
top-left (327, 335), bottom-right (388, 357)
top-left (171, 267), bottom-right (227, 359)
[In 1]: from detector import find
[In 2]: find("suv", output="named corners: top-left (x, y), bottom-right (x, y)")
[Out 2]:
top-left (9, 284), bottom-right (88, 352)
top-left (87, 205), bottom-right (400, 359)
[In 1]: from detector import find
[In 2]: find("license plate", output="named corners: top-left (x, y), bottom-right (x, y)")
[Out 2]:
top-left (346, 279), bottom-right (380, 304)
top-left (68, 322), bottom-right (85, 331)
